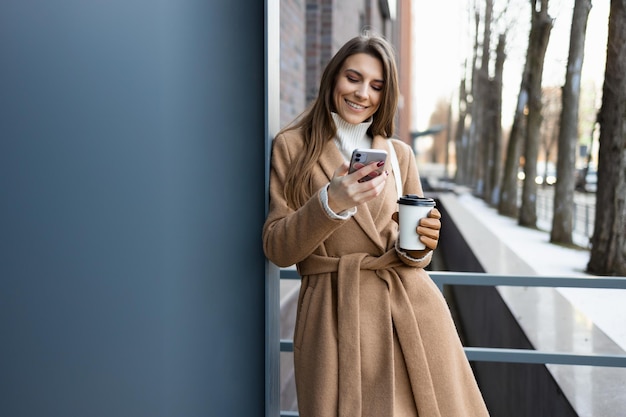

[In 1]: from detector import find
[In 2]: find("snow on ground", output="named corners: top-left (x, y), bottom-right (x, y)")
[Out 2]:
top-left (456, 192), bottom-right (626, 352)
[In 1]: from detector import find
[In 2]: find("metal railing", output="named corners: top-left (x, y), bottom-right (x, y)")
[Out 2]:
top-left (534, 188), bottom-right (595, 245)
top-left (278, 268), bottom-right (626, 417)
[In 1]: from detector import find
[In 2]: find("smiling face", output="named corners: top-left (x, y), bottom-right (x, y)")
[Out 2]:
top-left (333, 53), bottom-right (384, 125)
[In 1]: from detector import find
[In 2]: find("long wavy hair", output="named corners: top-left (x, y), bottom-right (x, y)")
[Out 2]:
top-left (281, 32), bottom-right (399, 209)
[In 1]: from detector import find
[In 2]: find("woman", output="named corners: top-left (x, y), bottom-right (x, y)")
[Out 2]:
top-left (263, 32), bottom-right (489, 417)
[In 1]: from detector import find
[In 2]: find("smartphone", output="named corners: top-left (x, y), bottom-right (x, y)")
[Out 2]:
top-left (348, 148), bottom-right (388, 182)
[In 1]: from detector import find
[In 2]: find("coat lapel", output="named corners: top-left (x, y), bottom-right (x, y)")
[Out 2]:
top-left (318, 138), bottom-right (392, 251)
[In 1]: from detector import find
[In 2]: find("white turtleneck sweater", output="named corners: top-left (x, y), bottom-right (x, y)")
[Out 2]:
top-left (331, 112), bottom-right (373, 161)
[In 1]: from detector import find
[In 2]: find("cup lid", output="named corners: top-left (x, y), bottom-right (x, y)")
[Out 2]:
top-left (397, 194), bottom-right (436, 206)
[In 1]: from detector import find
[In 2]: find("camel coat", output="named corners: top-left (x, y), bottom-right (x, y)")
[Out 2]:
top-left (263, 129), bottom-right (489, 417)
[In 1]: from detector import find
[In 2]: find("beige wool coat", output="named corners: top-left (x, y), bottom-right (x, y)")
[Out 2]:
top-left (263, 129), bottom-right (489, 417)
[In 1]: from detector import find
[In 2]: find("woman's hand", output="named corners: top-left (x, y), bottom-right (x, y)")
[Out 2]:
top-left (392, 208), bottom-right (442, 258)
top-left (415, 208), bottom-right (441, 250)
top-left (327, 161), bottom-right (389, 213)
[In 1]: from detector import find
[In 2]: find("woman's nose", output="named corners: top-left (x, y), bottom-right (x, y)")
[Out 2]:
top-left (355, 87), bottom-right (367, 99)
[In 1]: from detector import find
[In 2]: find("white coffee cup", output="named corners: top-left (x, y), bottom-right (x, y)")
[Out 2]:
top-left (397, 195), bottom-right (436, 250)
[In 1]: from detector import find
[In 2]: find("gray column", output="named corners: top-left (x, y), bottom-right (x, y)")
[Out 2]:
top-left (0, 1), bottom-right (267, 416)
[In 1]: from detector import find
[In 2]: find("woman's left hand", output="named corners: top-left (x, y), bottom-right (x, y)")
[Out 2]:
top-left (415, 208), bottom-right (441, 250)
top-left (392, 208), bottom-right (442, 257)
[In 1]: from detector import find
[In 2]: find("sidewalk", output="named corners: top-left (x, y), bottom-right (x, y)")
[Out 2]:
top-left (435, 186), bottom-right (626, 417)
top-left (418, 163), bottom-right (624, 349)
top-left (451, 189), bottom-right (626, 352)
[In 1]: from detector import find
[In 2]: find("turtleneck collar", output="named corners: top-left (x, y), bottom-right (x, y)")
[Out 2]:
top-left (331, 112), bottom-right (373, 161)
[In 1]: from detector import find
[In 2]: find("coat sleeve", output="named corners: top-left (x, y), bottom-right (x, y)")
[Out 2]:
top-left (262, 133), bottom-right (349, 267)
top-left (391, 139), bottom-right (433, 269)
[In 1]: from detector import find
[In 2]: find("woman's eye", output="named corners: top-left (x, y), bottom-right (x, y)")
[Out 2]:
top-left (347, 76), bottom-right (359, 83)
top-left (371, 85), bottom-right (382, 91)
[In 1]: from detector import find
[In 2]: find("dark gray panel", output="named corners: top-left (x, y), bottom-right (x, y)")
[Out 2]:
top-left (0, 1), bottom-right (266, 416)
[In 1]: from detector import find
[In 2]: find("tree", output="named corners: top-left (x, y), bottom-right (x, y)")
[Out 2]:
top-left (473, 0), bottom-right (494, 193)
top-left (454, 77), bottom-right (469, 183)
top-left (587, 0), bottom-right (626, 276)
top-left (498, 0), bottom-right (534, 218)
top-left (551, 0), bottom-right (592, 245)
top-left (483, 34), bottom-right (506, 205)
top-left (464, 6), bottom-right (483, 187)
top-left (518, 0), bottom-right (553, 228)
top-left (498, 69), bottom-right (529, 217)
top-left (538, 87), bottom-right (560, 185)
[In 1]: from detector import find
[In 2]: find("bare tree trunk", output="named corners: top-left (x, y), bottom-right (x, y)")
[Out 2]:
top-left (498, 4), bottom-right (534, 219)
top-left (579, 119), bottom-right (598, 191)
top-left (588, 0), bottom-right (626, 276)
top-left (551, 0), bottom-right (592, 245)
top-left (482, 81), bottom-right (497, 202)
top-left (539, 87), bottom-right (560, 186)
top-left (466, 9), bottom-right (482, 187)
top-left (454, 78), bottom-right (469, 182)
top-left (498, 83), bottom-right (528, 217)
top-left (519, 0), bottom-right (553, 228)
top-left (483, 33), bottom-right (506, 205)
top-left (474, 0), bottom-right (493, 194)
top-left (445, 99), bottom-right (453, 180)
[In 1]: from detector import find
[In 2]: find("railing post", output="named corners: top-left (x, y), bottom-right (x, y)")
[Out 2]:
top-left (585, 203), bottom-right (590, 238)
top-left (265, 0), bottom-right (281, 416)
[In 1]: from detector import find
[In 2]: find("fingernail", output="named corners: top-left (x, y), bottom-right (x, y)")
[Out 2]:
top-left (377, 161), bottom-right (385, 167)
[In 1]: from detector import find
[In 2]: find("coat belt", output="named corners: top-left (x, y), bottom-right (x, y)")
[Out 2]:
top-left (299, 250), bottom-right (442, 417)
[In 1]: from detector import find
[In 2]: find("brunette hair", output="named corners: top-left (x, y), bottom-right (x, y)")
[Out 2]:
top-left (281, 32), bottom-right (399, 209)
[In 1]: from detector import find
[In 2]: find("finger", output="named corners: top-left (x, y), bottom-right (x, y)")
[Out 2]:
top-left (420, 235), bottom-right (439, 250)
top-left (419, 217), bottom-right (441, 230)
top-left (427, 208), bottom-right (442, 219)
top-left (417, 225), bottom-right (440, 241)
top-left (370, 168), bottom-right (388, 186)
top-left (352, 160), bottom-right (386, 183)
top-left (353, 170), bottom-right (388, 203)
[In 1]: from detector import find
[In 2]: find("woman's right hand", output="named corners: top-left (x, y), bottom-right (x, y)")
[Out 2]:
top-left (327, 161), bottom-right (389, 213)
